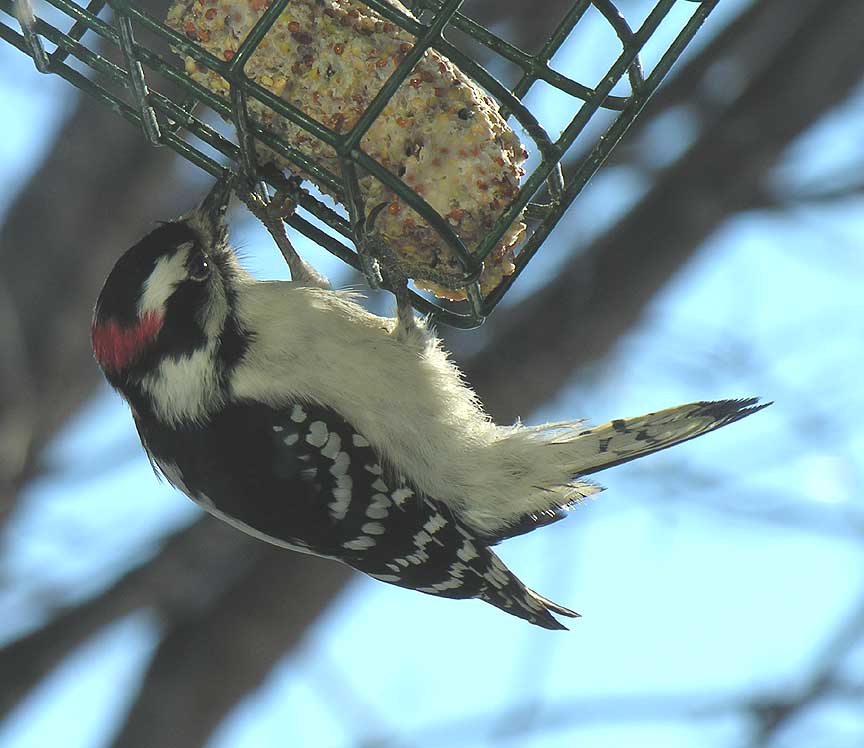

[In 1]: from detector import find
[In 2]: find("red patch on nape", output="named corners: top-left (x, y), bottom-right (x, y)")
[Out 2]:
top-left (91, 311), bottom-right (163, 373)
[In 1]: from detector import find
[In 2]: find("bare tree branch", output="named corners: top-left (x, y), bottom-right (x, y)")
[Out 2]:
top-left (748, 593), bottom-right (864, 744)
top-left (353, 595), bottom-right (864, 747)
top-left (754, 177), bottom-right (864, 211)
top-left (0, 0), bottom-right (192, 528)
top-left (109, 544), bottom-right (350, 748)
top-left (463, 0), bottom-right (572, 55)
top-left (605, 0), bottom-right (831, 169)
top-left (0, 517), bottom-right (270, 719)
top-left (364, 690), bottom-right (746, 747)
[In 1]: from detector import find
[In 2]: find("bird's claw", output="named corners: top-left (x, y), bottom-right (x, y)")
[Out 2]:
top-left (354, 202), bottom-right (419, 338)
top-left (266, 175), bottom-right (304, 221)
top-left (353, 205), bottom-right (387, 290)
top-left (237, 177), bottom-right (331, 290)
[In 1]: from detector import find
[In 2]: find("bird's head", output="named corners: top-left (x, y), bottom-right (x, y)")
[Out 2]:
top-left (91, 177), bottom-right (248, 419)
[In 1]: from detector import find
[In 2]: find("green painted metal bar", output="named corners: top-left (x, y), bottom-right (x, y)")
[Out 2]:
top-left (481, 0), bottom-right (721, 315)
top-left (467, 0), bottom-right (678, 270)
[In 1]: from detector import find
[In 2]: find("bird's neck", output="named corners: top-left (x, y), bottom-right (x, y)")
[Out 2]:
top-left (137, 340), bottom-right (226, 427)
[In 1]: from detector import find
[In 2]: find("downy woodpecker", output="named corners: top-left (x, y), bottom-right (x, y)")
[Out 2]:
top-left (91, 178), bottom-right (766, 629)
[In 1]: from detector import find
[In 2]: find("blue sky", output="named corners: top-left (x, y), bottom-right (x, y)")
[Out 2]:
top-left (1, 2), bottom-right (863, 747)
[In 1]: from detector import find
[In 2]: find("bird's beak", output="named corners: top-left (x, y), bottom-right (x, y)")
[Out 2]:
top-left (189, 173), bottom-right (233, 246)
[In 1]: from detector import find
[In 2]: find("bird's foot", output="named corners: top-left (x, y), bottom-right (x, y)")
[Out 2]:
top-left (355, 203), bottom-right (420, 340)
top-left (239, 179), bottom-right (331, 290)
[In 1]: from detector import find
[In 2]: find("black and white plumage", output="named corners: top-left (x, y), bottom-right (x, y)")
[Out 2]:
top-left (91, 179), bottom-right (767, 630)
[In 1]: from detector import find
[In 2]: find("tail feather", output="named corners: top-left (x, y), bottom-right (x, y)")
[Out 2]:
top-left (464, 398), bottom-right (768, 542)
top-left (487, 505), bottom-right (570, 542)
top-left (472, 400), bottom-right (769, 628)
top-left (477, 552), bottom-right (581, 630)
top-left (555, 397), bottom-right (770, 477)
top-left (530, 590), bottom-right (581, 620)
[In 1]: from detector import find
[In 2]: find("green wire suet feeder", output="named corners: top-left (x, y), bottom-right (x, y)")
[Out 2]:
top-left (1, 0), bottom-right (718, 327)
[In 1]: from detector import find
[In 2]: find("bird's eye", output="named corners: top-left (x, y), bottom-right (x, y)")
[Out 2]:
top-left (188, 253), bottom-right (210, 282)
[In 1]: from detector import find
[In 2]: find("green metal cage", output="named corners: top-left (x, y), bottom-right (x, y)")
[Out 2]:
top-left (1, 0), bottom-right (718, 327)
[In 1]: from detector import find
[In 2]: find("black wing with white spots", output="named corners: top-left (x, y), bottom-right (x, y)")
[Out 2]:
top-left (135, 399), bottom-right (577, 629)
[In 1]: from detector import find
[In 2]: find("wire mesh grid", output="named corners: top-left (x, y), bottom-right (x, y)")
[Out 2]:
top-left (1, 0), bottom-right (717, 327)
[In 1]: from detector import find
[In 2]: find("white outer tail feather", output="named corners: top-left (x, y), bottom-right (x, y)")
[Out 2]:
top-left (462, 398), bottom-right (769, 537)
top-left (557, 398), bottom-right (769, 476)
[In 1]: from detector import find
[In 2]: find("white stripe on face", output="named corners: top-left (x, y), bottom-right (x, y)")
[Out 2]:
top-left (138, 242), bottom-right (193, 316)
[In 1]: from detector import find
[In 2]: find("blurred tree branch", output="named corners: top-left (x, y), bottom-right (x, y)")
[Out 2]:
top-left (749, 592), bottom-right (864, 744)
top-left (355, 592), bottom-right (864, 746)
top-left (110, 542), bottom-right (350, 748)
top-left (755, 177), bottom-right (864, 210)
top-left (0, 1), bottom-right (862, 746)
top-left (0, 517), bottom-right (266, 718)
top-left (0, 0), bottom-right (188, 528)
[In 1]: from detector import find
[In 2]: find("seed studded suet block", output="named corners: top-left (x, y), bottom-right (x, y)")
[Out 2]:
top-left (166, 0), bottom-right (528, 299)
